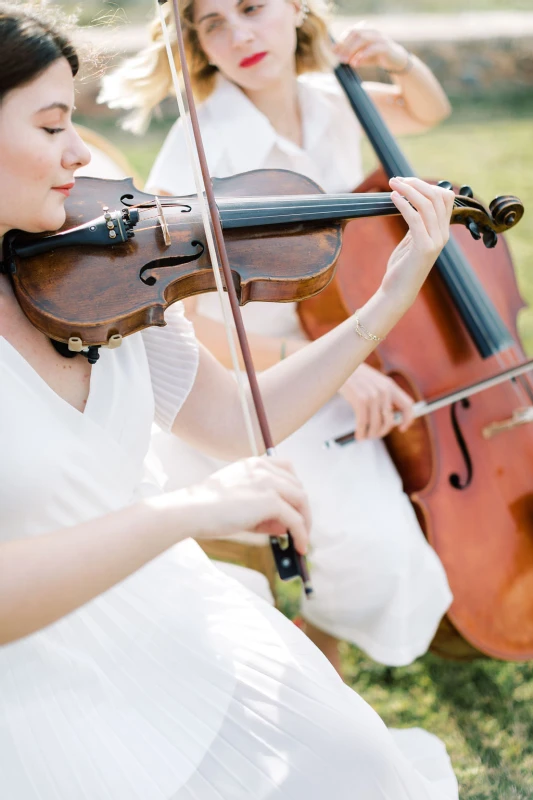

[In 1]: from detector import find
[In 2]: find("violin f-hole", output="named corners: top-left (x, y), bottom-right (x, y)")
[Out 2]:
top-left (139, 241), bottom-right (205, 286)
top-left (449, 398), bottom-right (473, 490)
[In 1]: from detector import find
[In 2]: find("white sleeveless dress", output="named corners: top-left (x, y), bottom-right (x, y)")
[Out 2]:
top-left (0, 304), bottom-right (458, 799)
top-left (146, 72), bottom-right (453, 665)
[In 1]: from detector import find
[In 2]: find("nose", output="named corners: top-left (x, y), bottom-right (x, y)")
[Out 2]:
top-left (62, 125), bottom-right (91, 171)
top-left (230, 20), bottom-right (254, 47)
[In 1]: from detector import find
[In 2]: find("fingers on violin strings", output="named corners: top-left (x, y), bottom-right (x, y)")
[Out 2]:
top-left (390, 177), bottom-right (447, 251)
top-left (394, 177), bottom-right (454, 243)
top-left (390, 187), bottom-right (428, 243)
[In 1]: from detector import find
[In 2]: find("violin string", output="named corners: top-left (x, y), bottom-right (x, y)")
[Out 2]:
top-left (158, 3), bottom-right (259, 456)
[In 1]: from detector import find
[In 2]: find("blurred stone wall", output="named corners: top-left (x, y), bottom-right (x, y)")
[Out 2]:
top-left (416, 38), bottom-right (533, 95)
top-left (75, 11), bottom-right (533, 119)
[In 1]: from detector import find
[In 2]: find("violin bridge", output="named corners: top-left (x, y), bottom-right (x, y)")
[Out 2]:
top-left (155, 196), bottom-right (171, 247)
top-left (482, 407), bottom-right (533, 439)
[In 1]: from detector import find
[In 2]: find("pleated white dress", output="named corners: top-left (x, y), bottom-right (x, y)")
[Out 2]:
top-left (0, 302), bottom-right (461, 800)
top-left (146, 72), bottom-right (453, 665)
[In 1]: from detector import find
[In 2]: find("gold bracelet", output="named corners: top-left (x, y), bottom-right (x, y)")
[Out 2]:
top-left (353, 311), bottom-right (384, 343)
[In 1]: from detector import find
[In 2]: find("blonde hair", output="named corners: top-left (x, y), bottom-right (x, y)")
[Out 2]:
top-left (99, 0), bottom-right (333, 134)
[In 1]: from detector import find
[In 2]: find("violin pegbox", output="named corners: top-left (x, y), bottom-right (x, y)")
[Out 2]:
top-left (443, 179), bottom-right (524, 249)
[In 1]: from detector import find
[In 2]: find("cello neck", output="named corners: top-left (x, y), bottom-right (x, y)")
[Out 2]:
top-left (334, 64), bottom-right (413, 179)
top-left (334, 61), bottom-right (513, 358)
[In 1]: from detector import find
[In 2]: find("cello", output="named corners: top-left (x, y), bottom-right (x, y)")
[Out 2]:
top-left (298, 62), bottom-right (533, 661)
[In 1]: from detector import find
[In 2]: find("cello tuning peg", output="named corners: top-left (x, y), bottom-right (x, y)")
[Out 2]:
top-left (437, 180), bottom-right (454, 191)
top-left (459, 185), bottom-right (474, 198)
top-left (465, 216), bottom-right (481, 240)
top-left (483, 228), bottom-right (498, 249)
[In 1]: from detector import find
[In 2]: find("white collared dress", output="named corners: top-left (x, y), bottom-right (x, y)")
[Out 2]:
top-left (147, 72), bottom-right (453, 666)
top-left (0, 303), bottom-right (459, 799)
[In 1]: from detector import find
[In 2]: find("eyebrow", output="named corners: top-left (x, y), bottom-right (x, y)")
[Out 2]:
top-left (197, 0), bottom-right (247, 25)
top-left (35, 102), bottom-right (71, 114)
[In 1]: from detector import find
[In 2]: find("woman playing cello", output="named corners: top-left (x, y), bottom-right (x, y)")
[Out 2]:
top-left (102, 0), bottom-right (453, 673)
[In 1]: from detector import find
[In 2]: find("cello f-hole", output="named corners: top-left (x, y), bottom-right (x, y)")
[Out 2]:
top-left (449, 399), bottom-right (473, 490)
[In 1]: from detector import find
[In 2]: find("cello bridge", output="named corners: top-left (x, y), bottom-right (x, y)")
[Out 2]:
top-left (482, 407), bottom-right (533, 439)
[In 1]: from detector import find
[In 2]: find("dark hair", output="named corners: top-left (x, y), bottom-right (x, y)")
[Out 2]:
top-left (0, 3), bottom-right (78, 103)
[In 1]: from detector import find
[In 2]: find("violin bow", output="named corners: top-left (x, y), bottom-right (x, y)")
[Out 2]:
top-left (157, 0), bottom-right (313, 595)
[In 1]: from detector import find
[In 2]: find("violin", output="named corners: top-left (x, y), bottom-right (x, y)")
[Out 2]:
top-left (1, 171), bottom-right (521, 349)
top-left (298, 62), bottom-right (533, 660)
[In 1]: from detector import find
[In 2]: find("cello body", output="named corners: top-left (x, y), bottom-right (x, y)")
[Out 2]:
top-left (299, 163), bottom-right (533, 661)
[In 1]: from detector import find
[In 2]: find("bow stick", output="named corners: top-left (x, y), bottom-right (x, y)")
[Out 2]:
top-left (157, 0), bottom-right (313, 595)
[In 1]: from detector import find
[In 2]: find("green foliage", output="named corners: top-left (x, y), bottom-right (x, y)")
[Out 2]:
top-left (344, 650), bottom-right (533, 799)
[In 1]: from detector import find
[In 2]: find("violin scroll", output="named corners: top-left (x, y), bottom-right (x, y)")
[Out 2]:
top-left (447, 183), bottom-right (524, 247)
top-left (489, 195), bottom-right (523, 231)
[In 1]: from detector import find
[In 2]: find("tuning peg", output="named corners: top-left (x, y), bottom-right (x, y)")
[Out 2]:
top-left (459, 185), bottom-right (474, 198)
top-left (483, 228), bottom-right (498, 249)
top-left (437, 180), bottom-right (453, 191)
top-left (465, 216), bottom-right (481, 240)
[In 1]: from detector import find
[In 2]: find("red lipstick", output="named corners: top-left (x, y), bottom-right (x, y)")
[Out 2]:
top-left (239, 51), bottom-right (267, 68)
top-left (52, 182), bottom-right (75, 197)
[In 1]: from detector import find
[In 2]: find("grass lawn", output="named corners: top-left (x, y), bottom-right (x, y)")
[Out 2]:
top-left (82, 96), bottom-right (533, 798)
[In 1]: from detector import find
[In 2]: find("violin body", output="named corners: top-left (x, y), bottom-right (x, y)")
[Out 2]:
top-left (5, 171), bottom-right (342, 347)
top-left (299, 166), bottom-right (533, 660)
top-left (4, 168), bottom-right (520, 349)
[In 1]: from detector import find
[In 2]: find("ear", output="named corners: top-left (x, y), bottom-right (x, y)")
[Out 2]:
top-left (290, 0), bottom-right (307, 28)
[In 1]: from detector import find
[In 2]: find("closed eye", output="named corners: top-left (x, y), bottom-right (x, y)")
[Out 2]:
top-left (42, 127), bottom-right (65, 135)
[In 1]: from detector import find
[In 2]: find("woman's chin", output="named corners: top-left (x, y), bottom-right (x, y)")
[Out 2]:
top-left (35, 207), bottom-right (67, 233)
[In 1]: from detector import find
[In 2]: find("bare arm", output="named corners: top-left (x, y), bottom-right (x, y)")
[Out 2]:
top-left (173, 178), bottom-right (454, 459)
top-left (0, 501), bottom-right (177, 645)
top-left (182, 296), bottom-right (305, 371)
top-left (175, 285), bottom-right (397, 458)
top-left (334, 25), bottom-right (451, 134)
top-left (0, 460), bottom-right (310, 645)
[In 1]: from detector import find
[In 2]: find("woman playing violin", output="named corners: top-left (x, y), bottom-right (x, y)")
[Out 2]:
top-left (0, 4), bottom-right (462, 798)
top-left (102, 0), bottom-right (453, 673)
